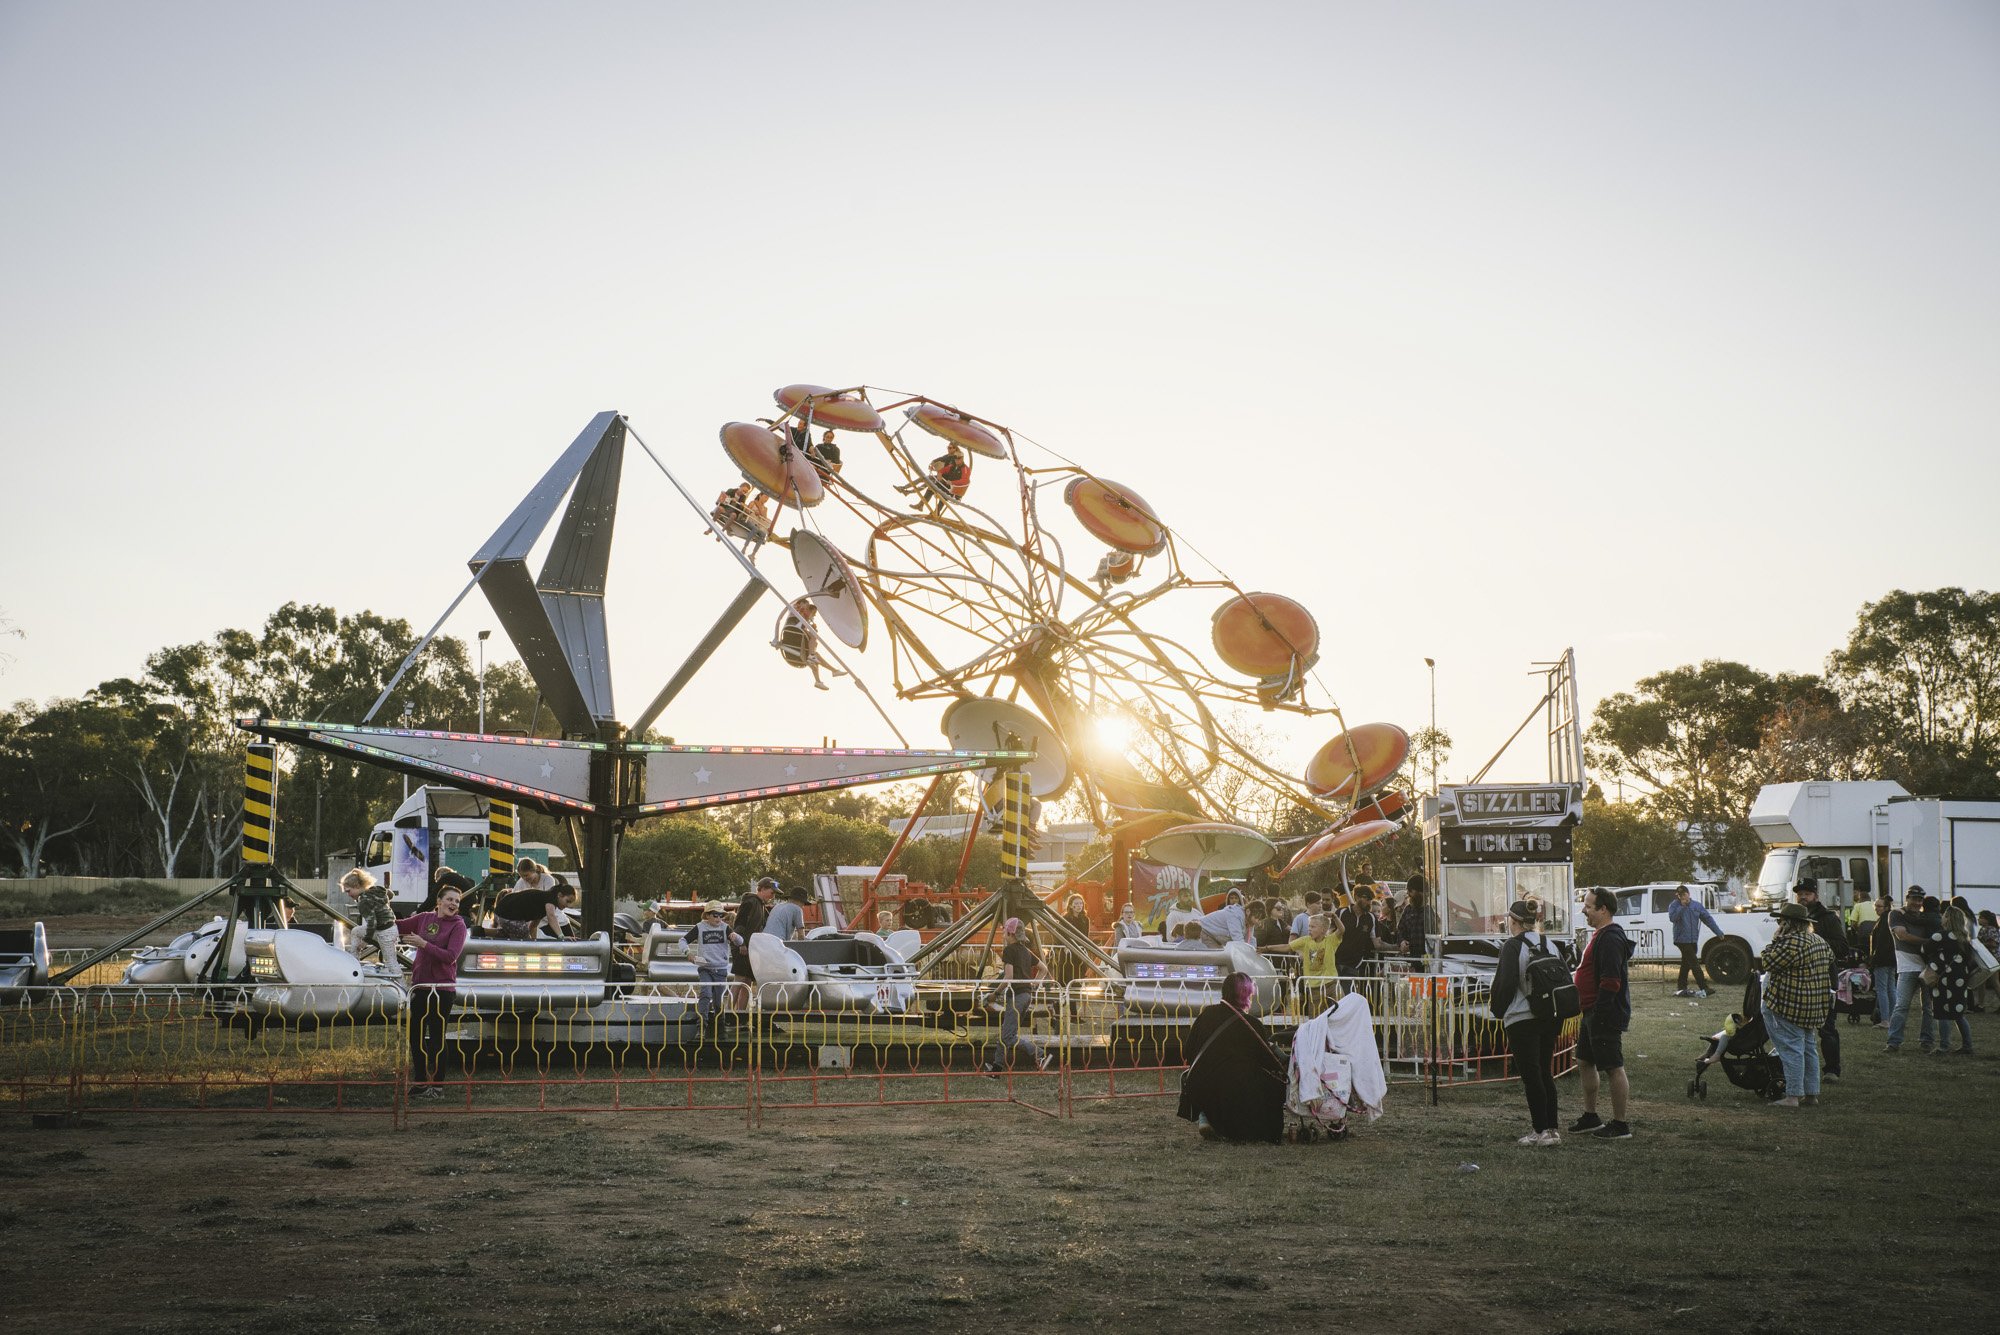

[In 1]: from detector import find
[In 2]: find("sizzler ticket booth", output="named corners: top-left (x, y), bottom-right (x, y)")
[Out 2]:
top-left (1424, 783), bottom-right (1582, 965)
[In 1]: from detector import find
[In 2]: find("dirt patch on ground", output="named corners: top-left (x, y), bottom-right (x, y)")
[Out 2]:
top-left (8, 986), bottom-right (2000, 1334)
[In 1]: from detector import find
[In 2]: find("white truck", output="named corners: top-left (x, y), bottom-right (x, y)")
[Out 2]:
top-left (1746, 781), bottom-right (2000, 916)
top-left (1578, 882), bottom-right (1774, 987)
top-left (326, 785), bottom-right (572, 911)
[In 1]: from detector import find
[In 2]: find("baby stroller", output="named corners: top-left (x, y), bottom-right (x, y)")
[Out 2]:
top-left (1687, 973), bottom-right (1786, 1101)
top-left (1833, 963), bottom-right (1875, 1023)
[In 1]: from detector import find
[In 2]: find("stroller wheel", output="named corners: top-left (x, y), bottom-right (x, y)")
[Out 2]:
top-left (1686, 1079), bottom-right (1698, 1098)
top-left (1697, 1083), bottom-right (1707, 1099)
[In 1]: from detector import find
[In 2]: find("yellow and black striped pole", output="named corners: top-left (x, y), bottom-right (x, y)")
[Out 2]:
top-left (242, 742), bottom-right (276, 868)
top-left (998, 769), bottom-right (1033, 883)
top-left (487, 799), bottom-right (517, 879)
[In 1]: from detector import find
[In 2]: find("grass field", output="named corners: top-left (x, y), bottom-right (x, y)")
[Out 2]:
top-left (6, 977), bottom-right (1998, 1334)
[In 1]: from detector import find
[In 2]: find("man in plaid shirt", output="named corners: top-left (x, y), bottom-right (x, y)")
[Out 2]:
top-left (1760, 902), bottom-right (1834, 1108)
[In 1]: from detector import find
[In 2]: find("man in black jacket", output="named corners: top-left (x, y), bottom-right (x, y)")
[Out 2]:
top-left (1794, 879), bottom-right (1848, 1079)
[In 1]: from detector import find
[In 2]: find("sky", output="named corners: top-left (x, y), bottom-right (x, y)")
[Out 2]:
top-left (2, 0), bottom-right (1996, 796)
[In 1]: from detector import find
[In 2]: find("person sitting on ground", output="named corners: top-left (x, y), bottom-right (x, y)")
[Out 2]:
top-left (761, 884), bottom-right (809, 941)
top-left (341, 868), bottom-right (398, 966)
top-left (493, 872), bottom-right (578, 940)
top-left (1289, 914), bottom-right (1340, 982)
top-left (1177, 971), bottom-right (1285, 1143)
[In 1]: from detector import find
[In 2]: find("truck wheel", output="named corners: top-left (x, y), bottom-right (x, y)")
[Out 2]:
top-left (1703, 939), bottom-right (1752, 987)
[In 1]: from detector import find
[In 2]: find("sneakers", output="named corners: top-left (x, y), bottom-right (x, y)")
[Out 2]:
top-left (1674, 989), bottom-right (1691, 997)
top-left (1589, 1121), bottom-right (1633, 1140)
top-left (1516, 1131), bottom-right (1544, 1145)
top-left (1694, 988), bottom-right (1709, 998)
top-left (1883, 1044), bottom-right (1901, 1053)
top-left (1773, 1096), bottom-right (1800, 1108)
top-left (1800, 1095), bottom-right (1819, 1106)
top-left (1823, 1071), bottom-right (1841, 1081)
top-left (412, 1085), bottom-right (446, 1101)
top-left (1568, 1112), bottom-right (1603, 1133)
top-left (1035, 1051), bottom-right (1055, 1073)
top-left (1536, 1129), bottom-right (1561, 1146)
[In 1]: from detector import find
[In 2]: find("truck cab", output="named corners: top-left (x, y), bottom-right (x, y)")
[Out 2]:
top-left (1746, 780), bottom-right (1908, 911)
top-left (1581, 882), bottom-right (1773, 986)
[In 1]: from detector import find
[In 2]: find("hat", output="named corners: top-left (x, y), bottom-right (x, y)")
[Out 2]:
top-left (1507, 899), bottom-right (1540, 923)
top-left (1792, 878), bottom-right (1819, 897)
top-left (1003, 916), bottom-right (1023, 935)
top-left (756, 876), bottom-right (779, 891)
top-left (1773, 902), bottom-right (1814, 924)
top-left (703, 900), bottom-right (725, 915)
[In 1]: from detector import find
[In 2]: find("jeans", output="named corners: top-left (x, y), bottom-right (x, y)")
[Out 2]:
top-left (1505, 1016), bottom-right (1561, 1132)
top-left (1932, 988), bottom-right (1974, 1052)
top-left (696, 966), bottom-right (728, 1022)
top-left (1872, 966), bottom-right (1895, 1022)
top-left (1887, 970), bottom-right (1935, 1048)
top-left (992, 990), bottom-right (1041, 1067)
top-left (1763, 1007), bottom-right (1820, 1097)
top-left (1676, 943), bottom-right (1708, 991)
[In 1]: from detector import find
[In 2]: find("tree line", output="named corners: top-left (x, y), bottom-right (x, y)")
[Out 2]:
top-left (1579, 587), bottom-right (2000, 882)
top-left (5, 587), bottom-right (1993, 897)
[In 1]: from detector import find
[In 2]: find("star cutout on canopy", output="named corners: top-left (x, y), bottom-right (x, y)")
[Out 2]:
top-left (784, 764), bottom-right (799, 777)
top-left (694, 766), bottom-right (713, 785)
top-left (469, 751), bottom-right (482, 764)
top-left (539, 763), bottom-right (554, 778)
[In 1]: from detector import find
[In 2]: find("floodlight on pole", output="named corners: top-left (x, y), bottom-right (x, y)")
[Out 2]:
top-left (1424, 657), bottom-right (1437, 794)
top-left (478, 630), bottom-right (491, 733)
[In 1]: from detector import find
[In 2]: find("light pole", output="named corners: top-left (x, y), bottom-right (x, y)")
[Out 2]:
top-left (478, 629), bottom-right (491, 733)
top-left (1423, 657), bottom-right (1437, 794)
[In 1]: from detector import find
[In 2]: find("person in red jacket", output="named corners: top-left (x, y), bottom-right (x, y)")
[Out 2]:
top-left (396, 886), bottom-right (468, 1100)
top-left (1570, 886), bottom-right (1636, 1140)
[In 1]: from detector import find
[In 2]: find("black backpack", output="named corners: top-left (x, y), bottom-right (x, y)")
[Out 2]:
top-left (1522, 936), bottom-right (1581, 1022)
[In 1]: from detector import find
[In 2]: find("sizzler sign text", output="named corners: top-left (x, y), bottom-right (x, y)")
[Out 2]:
top-left (1431, 782), bottom-right (1582, 864)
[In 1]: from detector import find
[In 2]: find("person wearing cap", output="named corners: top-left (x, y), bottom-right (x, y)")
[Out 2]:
top-left (734, 878), bottom-right (776, 944)
top-left (1667, 885), bottom-right (1721, 997)
top-left (684, 901), bottom-right (742, 1033)
top-left (1884, 885), bottom-right (1937, 1052)
top-left (983, 918), bottom-right (1052, 1073)
top-left (1791, 879), bottom-right (1848, 1079)
top-left (761, 885), bottom-right (809, 942)
top-left (1760, 902), bottom-right (1835, 1107)
top-left (1490, 899), bottom-right (1562, 1145)
top-left (1570, 887), bottom-right (1636, 1140)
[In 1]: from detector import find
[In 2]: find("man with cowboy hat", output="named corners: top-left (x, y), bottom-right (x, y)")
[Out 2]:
top-left (1792, 878), bottom-right (1849, 1080)
top-left (1761, 902), bottom-right (1836, 1107)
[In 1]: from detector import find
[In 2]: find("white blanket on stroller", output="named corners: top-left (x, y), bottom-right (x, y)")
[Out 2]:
top-left (1290, 992), bottom-right (1386, 1121)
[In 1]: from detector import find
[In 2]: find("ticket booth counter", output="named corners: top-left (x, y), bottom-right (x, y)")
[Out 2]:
top-left (1423, 783), bottom-right (1583, 963)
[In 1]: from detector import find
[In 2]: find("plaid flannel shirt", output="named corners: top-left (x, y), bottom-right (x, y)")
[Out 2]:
top-left (1762, 929), bottom-right (1834, 1028)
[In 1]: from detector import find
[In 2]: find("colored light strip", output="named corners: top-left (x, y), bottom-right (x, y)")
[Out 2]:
top-left (631, 757), bottom-right (1002, 815)
top-left (240, 716), bottom-right (606, 752)
top-left (305, 733), bottom-right (596, 811)
top-left (628, 743), bottom-right (1035, 761)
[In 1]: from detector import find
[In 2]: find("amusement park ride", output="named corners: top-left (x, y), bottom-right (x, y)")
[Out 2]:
top-left (183, 387), bottom-right (1426, 984)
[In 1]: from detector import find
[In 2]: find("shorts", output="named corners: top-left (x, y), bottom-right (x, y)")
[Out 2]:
top-left (730, 951), bottom-right (754, 980)
top-left (1577, 1012), bottom-right (1625, 1070)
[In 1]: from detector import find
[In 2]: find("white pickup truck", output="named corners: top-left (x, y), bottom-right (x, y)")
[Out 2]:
top-left (1576, 883), bottom-right (1775, 987)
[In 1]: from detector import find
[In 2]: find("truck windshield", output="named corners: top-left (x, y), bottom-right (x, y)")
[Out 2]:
top-left (1752, 849), bottom-right (1798, 904)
